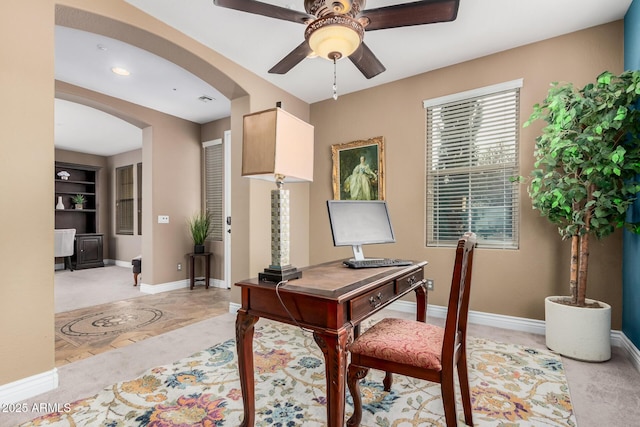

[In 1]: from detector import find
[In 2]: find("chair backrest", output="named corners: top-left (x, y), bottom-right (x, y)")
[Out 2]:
top-left (442, 232), bottom-right (477, 366)
top-left (54, 228), bottom-right (76, 257)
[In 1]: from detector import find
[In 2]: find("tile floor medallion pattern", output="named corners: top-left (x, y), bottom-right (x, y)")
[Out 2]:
top-left (55, 287), bottom-right (230, 366)
top-left (58, 307), bottom-right (167, 345)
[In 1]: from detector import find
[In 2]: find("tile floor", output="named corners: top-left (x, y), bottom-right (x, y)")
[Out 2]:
top-left (55, 286), bottom-right (230, 366)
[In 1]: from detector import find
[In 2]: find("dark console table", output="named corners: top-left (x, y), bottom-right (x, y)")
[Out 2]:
top-left (188, 252), bottom-right (211, 290)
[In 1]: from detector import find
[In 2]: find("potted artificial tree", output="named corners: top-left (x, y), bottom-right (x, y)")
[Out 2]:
top-left (524, 70), bottom-right (640, 361)
top-left (187, 211), bottom-right (212, 254)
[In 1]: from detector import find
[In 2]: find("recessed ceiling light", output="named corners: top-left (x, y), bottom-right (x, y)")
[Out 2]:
top-left (111, 67), bottom-right (130, 76)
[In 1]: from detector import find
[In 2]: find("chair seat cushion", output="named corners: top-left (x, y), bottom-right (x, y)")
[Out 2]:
top-left (349, 318), bottom-right (444, 370)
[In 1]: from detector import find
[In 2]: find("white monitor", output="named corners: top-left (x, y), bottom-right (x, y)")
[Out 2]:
top-left (326, 200), bottom-right (396, 261)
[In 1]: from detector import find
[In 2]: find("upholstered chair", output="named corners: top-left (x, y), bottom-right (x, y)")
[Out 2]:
top-left (347, 232), bottom-right (477, 427)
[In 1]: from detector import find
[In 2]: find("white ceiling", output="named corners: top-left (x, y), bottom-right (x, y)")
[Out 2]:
top-left (55, 0), bottom-right (633, 156)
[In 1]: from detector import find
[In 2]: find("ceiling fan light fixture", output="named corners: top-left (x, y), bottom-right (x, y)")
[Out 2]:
top-left (305, 15), bottom-right (363, 61)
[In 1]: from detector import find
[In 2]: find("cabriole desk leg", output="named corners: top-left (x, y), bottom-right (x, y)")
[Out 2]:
top-left (313, 326), bottom-right (352, 427)
top-left (236, 311), bottom-right (259, 427)
top-left (415, 282), bottom-right (428, 322)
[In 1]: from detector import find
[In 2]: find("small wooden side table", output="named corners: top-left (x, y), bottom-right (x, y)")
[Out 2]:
top-left (188, 252), bottom-right (212, 290)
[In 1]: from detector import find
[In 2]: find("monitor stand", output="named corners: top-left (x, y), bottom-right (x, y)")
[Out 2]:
top-left (350, 245), bottom-right (383, 262)
top-left (351, 245), bottom-right (365, 261)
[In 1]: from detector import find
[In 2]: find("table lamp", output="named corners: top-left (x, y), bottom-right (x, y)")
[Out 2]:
top-left (242, 107), bottom-right (314, 282)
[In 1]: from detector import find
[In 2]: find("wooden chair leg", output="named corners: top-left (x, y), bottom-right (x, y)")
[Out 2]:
top-left (346, 365), bottom-right (369, 427)
top-left (441, 369), bottom-right (458, 427)
top-left (457, 349), bottom-right (474, 426)
top-left (133, 272), bottom-right (139, 286)
top-left (383, 372), bottom-right (393, 391)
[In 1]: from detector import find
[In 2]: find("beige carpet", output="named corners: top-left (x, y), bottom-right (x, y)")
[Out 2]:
top-left (17, 321), bottom-right (577, 426)
top-left (3, 266), bottom-right (640, 427)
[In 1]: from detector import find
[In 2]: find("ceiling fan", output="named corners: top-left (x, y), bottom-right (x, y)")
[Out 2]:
top-left (213, 0), bottom-right (460, 79)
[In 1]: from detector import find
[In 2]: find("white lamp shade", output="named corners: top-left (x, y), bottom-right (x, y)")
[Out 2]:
top-left (242, 108), bottom-right (314, 182)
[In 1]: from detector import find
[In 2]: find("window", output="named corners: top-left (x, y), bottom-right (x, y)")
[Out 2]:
top-left (203, 139), bottom-right (224, 241)
top-left (424, 80), bottom-right (521, 249)
top-left (116, 165), bottom-right (134, 235)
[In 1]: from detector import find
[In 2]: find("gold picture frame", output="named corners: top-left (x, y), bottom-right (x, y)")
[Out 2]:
top-left (331, 136), bottom-right (385, 200)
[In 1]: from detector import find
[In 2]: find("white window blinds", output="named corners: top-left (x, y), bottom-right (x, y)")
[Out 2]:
top-left (204, 140), bottom-right (224, 241)
top-left (424, 80), bottom-right (522, 249)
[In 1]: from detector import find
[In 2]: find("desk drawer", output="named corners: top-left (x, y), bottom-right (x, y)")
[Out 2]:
top-left (395, 269), bottom-right (424, 294)
top-left (349, 282), bottom-right (396, 321)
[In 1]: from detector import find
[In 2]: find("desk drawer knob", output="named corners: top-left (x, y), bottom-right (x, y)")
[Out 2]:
top-left (406, 275), bottom-right (416, 285)
top-left (369, 292), bottom-right (383, 308)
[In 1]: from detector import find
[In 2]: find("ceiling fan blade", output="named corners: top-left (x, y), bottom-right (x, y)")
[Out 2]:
top-left (361, 0), bottom-right (460, 31)
top-left (213, 0), bottom-right (312, 24)
top-left (349, 42), bottom-right (386, 79)
top-left (269, 41), bottom-right (313, 74)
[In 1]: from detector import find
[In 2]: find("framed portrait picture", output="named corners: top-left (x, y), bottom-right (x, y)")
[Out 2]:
top-left (331, 136), bottom-right (385, 200)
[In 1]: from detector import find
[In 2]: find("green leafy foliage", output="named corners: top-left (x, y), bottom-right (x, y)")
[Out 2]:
top-left (71, 194), bottom-right (86, 204)
top-left (525, 70), bottom-right (640, 305)
top-left (187, 211), bottom-right (212, 245)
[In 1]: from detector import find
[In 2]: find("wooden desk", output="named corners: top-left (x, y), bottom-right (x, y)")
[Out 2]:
top-left (235, 260), bottom-right (428, 427)
top-left (188, 252), bottom-right (211, 290)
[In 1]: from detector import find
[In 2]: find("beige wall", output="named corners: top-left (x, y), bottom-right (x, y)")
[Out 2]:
top-left (55, 0), bottom-right (311, 301)
top-left (57, 81), bottom-right (204, 286)
top-left (1, 0), bottom-right (624, 396)
top-left (309, 21), bottom-right (625, 328)
top-left (0, 0), bottom-right (311, 389)
top-left (0, 0), bottom-right (55, 385)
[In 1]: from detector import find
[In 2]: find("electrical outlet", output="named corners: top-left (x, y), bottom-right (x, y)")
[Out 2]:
top-left (158, 215), bottom-right (169, 224)
top-left (426, 279), bottom-right (435, 291)
top-left (177, 263), bottom-right (182, 271)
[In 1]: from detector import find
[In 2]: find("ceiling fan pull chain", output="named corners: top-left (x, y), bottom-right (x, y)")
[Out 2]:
top-left (333, 56), bottom-right (338, 100)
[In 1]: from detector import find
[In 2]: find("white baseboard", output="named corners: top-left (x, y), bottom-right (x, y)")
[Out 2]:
top-left (113, 259), bottom-right (131, 268)
top-left (112, 259), bottom-right (227, 291)
top-left (389, 300), bottom-right (547, 335)
top-left (208, 278), bottom-right (229, 289)
top-left (5, 301), bottom-right (639, 404)
top-left (138, 278), bottom-right (227, 293)
top-left (228, 299), bottom-right (640, 370)
top-left (229, 302), bottom-right (241, 313)
top-left (139, 280), bottom-right (189, 294)
top-left (0, 369), bottom-right (58, 405)
top-left (55, 259), bottom-right (113, 271)
top-left (618, 332), bottom-right (640, 372)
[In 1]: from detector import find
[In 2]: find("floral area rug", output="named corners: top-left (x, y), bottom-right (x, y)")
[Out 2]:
top-left (21, 321), bottom-right (576, 427)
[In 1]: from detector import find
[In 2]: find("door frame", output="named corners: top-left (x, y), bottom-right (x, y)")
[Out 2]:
top-left (202, 130), bottom-right (231, 289)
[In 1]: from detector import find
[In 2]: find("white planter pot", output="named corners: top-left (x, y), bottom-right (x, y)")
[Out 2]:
top-left (545, 296), bottom-right (611, 362)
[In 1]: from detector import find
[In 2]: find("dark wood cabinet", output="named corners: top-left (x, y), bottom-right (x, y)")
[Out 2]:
top-left (72, 234), bottom-right (104, 269)
top-left (55, 162), bottom-right (104, 269)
